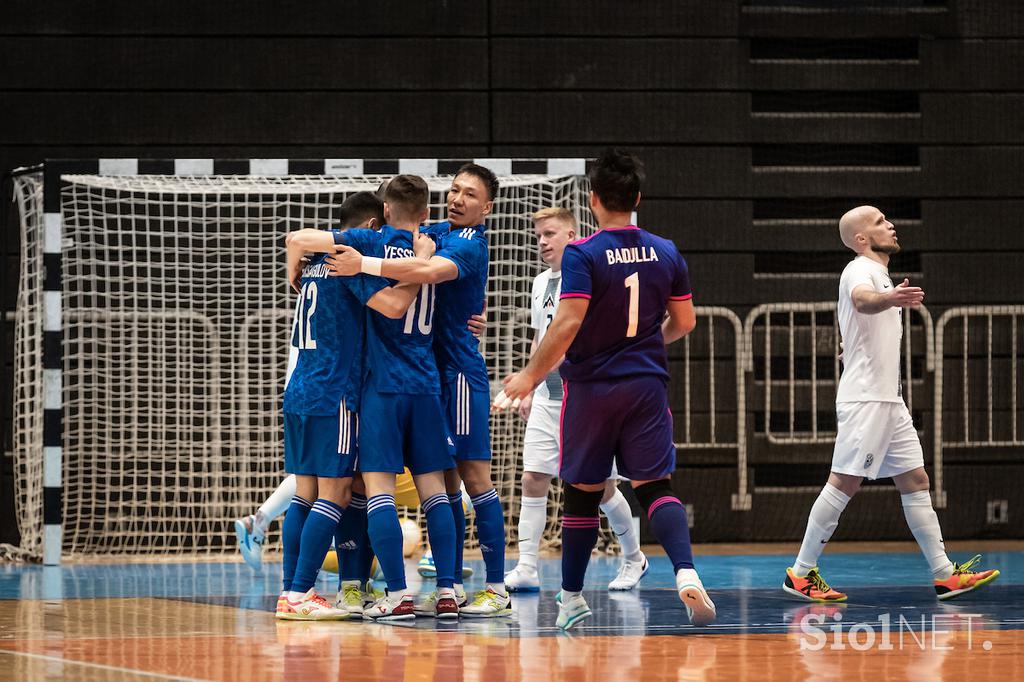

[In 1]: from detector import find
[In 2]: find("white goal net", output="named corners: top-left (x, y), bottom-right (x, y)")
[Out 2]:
top-left (11, 168), bottom-right (605, 560)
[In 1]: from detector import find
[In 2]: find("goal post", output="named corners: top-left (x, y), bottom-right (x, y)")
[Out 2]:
top-left (10, 158), bottom-right (599, 564)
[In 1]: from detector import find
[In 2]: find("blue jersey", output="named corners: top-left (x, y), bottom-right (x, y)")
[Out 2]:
top-left (422, 222), bottom-right (489, 391)
top-left (343, 225), bottom-right (441, 395)
top-left (559, 226), bottom-right (692, 382)
top-left (282, 240), bottom-right (389, 415)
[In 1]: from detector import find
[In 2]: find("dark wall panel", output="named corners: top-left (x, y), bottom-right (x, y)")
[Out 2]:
top-left (748, 63), bottom-right (922, 91)
top-left (491, 145), bottom-right (751, 197)
top-left (740, 5), bottom-right (955, 38)
top-left (922, 94), bottom-right (1024, 144)
top-left (751, 114), bottom-right (921, 145)
top-left (1, 93), bottom-right (490, 145)
top-left (492, 93), bottom-right (749, 144)
top-left (491, 2), bottom-right (738, 37)
top-left (641, 201), bottom-right (752, 252)
top-left (0, 1), bottom-right (487, 36)
top-left (923, 148), bottom-right (1024, 197)
top-left (956, 0), bottom-right (1024, 37)
top-left (0, 38), bottom-right (488, 91)
top-left (923, 40), bottom-right (1024, 89)
top-left (492, 39), bottom-right (744, 90)
top-left (922, 253), bottom-right (1024, 304)
top-left (919, 200), bottom-right (1024, 251)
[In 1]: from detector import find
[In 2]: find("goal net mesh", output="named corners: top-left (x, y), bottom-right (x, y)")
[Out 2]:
top-left (10, 170), bottom-right (611, 559)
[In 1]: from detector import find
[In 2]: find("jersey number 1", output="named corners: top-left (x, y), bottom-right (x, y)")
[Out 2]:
top-left (296, 281), bottom-right (318, 349)
top-left (624, 272), bottom-right (639, 337)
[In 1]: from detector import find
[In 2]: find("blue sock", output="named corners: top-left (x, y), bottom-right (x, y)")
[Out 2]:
top-left (449, 493), bottom-right (466, 581)
top-left (471, 488), bottom-right (506, 584)
top-left (648, 497), bottom-right (694, 571)
top-left (423, 494), bottom-right (456, 589)
top-left (338, 493), bottom-right (367, 583)
top-left (561, 514), bottom-right (600, 592)
top-left (281, 496), bottom-right (312, 593)
top-left (367, 494), bottom-right (406, 592)
top-left (291, 499), bottom-right (344, 593)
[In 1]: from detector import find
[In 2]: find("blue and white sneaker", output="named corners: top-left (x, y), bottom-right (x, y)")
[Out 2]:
top-left (417, 549), bottom-right (474, 579)
top-left (234, 514), bottom-right (266, 572)
top-left (555, 591), bottom-right (591, 631)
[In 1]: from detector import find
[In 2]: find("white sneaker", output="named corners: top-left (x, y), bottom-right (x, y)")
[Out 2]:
top-left (555, 591), bottom-right (591, 630)
top-left (608, 553), bottom-right (648, 591)
top-left (234, 514), bottom-right (266, 572)
top-left (504, 564), bottom-right (540, 592)
top-left (334, 581), bottom-right (365, 619)
top-left (676, 568), bottom-right (716, 626)
top-left (280, 587), bottom-right (348, 621)
top-left (363, 593), bottom-right (416, 622)
top-left (461, 587), bottom-right (513, 617)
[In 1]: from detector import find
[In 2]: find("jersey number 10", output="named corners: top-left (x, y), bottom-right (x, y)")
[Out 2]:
top-left (295, 281), bottom-right (318, 349)
top-left (403, 283), bottom-right (436, 335)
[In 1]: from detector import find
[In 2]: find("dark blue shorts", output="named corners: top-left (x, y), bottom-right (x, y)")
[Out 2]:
top-left (442, 374), bottom-right (491, 462)
top-left (559, 375), bottom-right (676, 485)
top-left (359, 380), bottom-right (454, 476)
top-left (283, 406), bottom-right (357, 479)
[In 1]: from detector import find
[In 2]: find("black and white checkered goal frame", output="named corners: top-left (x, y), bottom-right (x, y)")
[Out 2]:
top-left (12, 158), bottom-right (599, 564)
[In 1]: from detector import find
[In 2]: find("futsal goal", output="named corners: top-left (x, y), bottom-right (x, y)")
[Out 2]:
top-left (10, 158), bottom-right (598, 563)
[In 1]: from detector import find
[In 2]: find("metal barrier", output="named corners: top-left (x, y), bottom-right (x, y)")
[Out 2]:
top-left (673, 307), bottom-right (750, 510)
top-left (744, 302), bottom-right (932, 445)
top-left (932, 306), bottom-right (1024, 509)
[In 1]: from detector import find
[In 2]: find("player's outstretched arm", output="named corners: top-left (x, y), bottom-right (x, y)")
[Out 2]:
top-left (494, 298), bottom-right (588, 411)
top-left (852, 279), bottom-right (924, 314)
top-left (365, 281), bottom-right (421, 319)
top-left (286, 228), bottom-right (339, 254)
top-left (331, 247), bottom-right (458, 284)
top-left (663, 298), bottom-right (697, 345)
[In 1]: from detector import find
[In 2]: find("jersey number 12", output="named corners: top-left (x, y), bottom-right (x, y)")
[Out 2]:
top-left (295, 281), bottom-right (318, 349)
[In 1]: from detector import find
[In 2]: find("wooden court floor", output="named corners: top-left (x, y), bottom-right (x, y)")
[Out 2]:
top-left (1, 548), bottom-right (1021, 681)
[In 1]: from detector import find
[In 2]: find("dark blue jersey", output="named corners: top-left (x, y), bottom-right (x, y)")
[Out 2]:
top-left (342, 225), bottom-right (441, 395)
top-left (422, 221), bottom-right (489, 391)
top-left (559, 226), bottom-right (692, 382)
top-left (282, 235), bottom-right (389, 415)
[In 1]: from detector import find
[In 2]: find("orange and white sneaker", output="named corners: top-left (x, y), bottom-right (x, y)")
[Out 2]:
top-left (783, 567), bottom-right (848, 603)
top-left (934, 555), bottom-right (1000, 601)
top-left (278, 588), bottom-right (348, 621)
top-left (275, 592), bottom-right (293, 620)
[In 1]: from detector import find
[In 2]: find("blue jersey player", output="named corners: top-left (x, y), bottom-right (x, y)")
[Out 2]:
top-left (497, 149), bottom-right (716, 630)
top-left (275, 195), bottom-right (421, 621)
top-left (305, 175), bottom-right (461, 621)
top-left (330, 165), bottom-right (511, 617)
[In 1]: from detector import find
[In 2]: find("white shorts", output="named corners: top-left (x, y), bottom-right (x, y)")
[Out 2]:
top-left (831, 401), bottom-right (924, 480)
top-left (522, 397), bottom-right (622, 480)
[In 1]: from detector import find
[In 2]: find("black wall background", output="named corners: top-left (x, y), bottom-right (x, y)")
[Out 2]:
top-left (3, 1), bottom-right (1023, 545)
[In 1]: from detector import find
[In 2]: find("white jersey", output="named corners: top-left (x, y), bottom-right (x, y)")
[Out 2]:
top-left (530, 268), bottom-right (563, 402)
top-left (836, 255), bottom-right (904, 403)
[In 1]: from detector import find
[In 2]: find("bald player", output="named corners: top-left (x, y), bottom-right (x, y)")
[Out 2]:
top-left (783, 205), bottom-right (1000, 603)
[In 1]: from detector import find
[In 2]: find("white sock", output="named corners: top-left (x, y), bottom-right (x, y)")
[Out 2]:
top-left (794, 484), bottom-right (851, 577)
top-left (901, 490), bottom-right (954, 579)
top-left (561, 589), bottom-right (582, 600)
top-left (286, 590), bottom-right (307, 602)
top-left (516, 495), bottom-right (547, 569)
top-left (487, 582), bottom-right (508, 597)
top-left (259, 474), bottom-right (297, 525)
top-left (600, 488), bottom-right (642, 563)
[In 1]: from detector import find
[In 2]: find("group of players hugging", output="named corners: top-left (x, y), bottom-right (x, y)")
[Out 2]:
top-left (234, 149), bottom-right (998, 631)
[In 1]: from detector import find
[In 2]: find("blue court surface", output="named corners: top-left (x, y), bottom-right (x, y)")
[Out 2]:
top-left (3, 549), bottom-right (1020, 637)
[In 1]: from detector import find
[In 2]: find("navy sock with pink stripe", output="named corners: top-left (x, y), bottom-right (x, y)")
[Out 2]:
top-left (560, 486), bottom-right (605, 592)
top-left (634, 480), bottom-right (694, 571)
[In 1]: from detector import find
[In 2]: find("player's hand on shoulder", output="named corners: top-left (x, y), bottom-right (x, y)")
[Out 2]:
top-left (888, 278), bottom-right (924, 308)
top-left (413, 230), bottom-right (435, 259)
top-left (326, 244), bottom-right (361, 277)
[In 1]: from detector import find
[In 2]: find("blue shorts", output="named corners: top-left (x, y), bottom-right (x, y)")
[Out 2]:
top-left (442, 374), bottom-right (491, 461)
top-left (559, 375), bottom-right (676, 485)
top-left (283, 405), bottom-right (357, 479)
top-left (359, 381), bottom-right (454, 476)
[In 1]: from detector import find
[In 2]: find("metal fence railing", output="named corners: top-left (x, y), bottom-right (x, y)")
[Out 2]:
top-left (932, 306), bottom-right (1024, 508)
